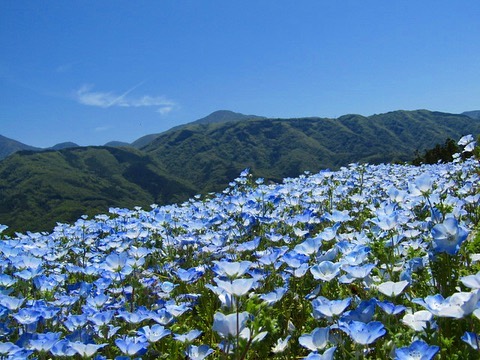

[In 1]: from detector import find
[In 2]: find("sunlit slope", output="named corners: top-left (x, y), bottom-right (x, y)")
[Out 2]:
top-left (0, 146), bottom-right (196, 232)
top-left (143, 110), bottom-right (480, 192)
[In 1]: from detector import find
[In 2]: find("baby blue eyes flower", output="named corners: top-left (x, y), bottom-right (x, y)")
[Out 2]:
top-left (394, 340), bottom-right (439, 360)
top-left (89, 310), bottom-right (115, 326)
top-left (341, 263), bottom-right (376, 280)
top-left (460, 271), bottom-right (480, 289)
top-left (138, 324), bottom-right (171, 342)
top-left (458, 134), bottom-right (476, 152)
top-left (431, 217), bottom-right (469, 255)
top-left (28, 332), bottom-right (62, 352)
top-left (103, 252), bottom-right (133, 276)
top-left (461, 331), bottom-right (480, 350)
top-left (50, 340), bottom-right (77, 357)
top-left (271, 335), bottom-right (291, 354)
top-left (340, 320), bottom-right (386, 345)
top-left (259, 286), bottom-right (287, 305)
top-left (0, 342), bottom-right (30, 358)
top-left (376, 280), bottom-right (409, 297)
top-left (115, 336), bottom-right (149, 356)
top-left (12, 308), bottom-right (42, 325)
top-left (214, 278), bottom-right (256, 297)
top-left (304, 347), bottom-right (337, 360)
top-left (410, 173), bottom-right (434, 196)
top-left (0, 295), bottom-right (25, 311)
top-left (414, 290), bottom-right (480, 318)
top-left (310, 261), bottom-right (341, 282)
top-left (185, 344), bottom-right (215, 360)
top-left (298, 327), bottom-right (330, 351)
top-left (173, 329), bottom-right (202, 343)
top-left (70, 342), bottom-right (107, 357)
top-left (176, 267), bottom-right (204, 283)
top-left (212, 311), bottom-right (250, 338)
top-left (63, 314), bottom-right (87, 332)
top-left (0, 274), bottom-right (17, 287)
top-left (401, 310), bottom-right (434, 331)
top-left (212, 260), bottom-right (252, 278)
top-left (376, 300), bottom-right (406, 315)
top-left (312, 297), bottom-right (351, 318)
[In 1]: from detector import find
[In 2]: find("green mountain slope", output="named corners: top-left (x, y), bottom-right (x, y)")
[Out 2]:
top-left (463, 110), bottom-right (480, 120)
top-left (143, 110), bottom-right (480, 192)
top-left (0, 146), bottom-right (196, 232)
top-left (131, 110), bottom-right (265, 148)
top-left (0, 134), bottom-right (40, 160)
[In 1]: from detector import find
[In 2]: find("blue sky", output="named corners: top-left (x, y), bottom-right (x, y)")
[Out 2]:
top-left (1, 1), bottom-right (479, 148)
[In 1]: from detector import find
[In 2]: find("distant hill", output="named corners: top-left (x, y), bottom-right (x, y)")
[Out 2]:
top-left (131, 110), bottom-right (265, 149)
top-left (0, 146), bottom-right (196, 232)
top-left (1, 109), bottom-right (479, 233)
top-left (104, 141), bottom-right (132, 147)
top-left (49, 142), bottom-right (80, 150)
top-left (0, 134), bottom-right (40, 160)
top-left (463, 110), bottom-right (480, 120)
top-left (186, 109), bottom-right (266, 126)
top-left (143, 109), bottom-right (480, 191)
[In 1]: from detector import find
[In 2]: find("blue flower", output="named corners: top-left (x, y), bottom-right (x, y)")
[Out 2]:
top-left (186, 344), bottom-right (215, 360)
top-left (312, 297), bottom-right (351, 318)
top-left (460, 271), bottom-right (480, 289)
top-left (212, 260), bottom-right (252, 278)
top-left (431, 217), bottom-right (468, 255)
top-left (0, 295), bottom-right (25, 311)
top-left (115, 336), bottom-right (149, 356)
top-left (304, 347), bottom-right (337, 360)
top-left (176, 267), bottom-right (204, 283)
top-left (414, 290), bottom-right (480, 318)
top-left (89, 310), bottom-right (115, 326)
top-left (376, 300), bottom-right (406, 315)
top-left (103, 252), bottom-right (133, 276)
top-left (341, 263), bottom-right (375, 280)
top-left (174, 329), bottom-right (202, 343)
top-left (214, 278), bottom-right (256, 297)
top-left (70, 341), bottom-right (107, 358)
top-left (138, 324), bottom-right (171, 343)
top-left (259, 286), bottom-right (287, 305)
top-left (50, 340), bottom-right (76, 357)
top-left (28, 332), bottom-right (62, 352)
top-left (298, 327), bottom-right (330, 351)
top-left (394, 340), bottom-right (439, 360)
top-left (12, 308), bottom-right (42, 325)
top-left (461, 331), bottom-right (480, 350)
top-left (376, 280), bottom-right (409, 297)
top-left (64, 314), bottom-right (88, 331)
top-left (212, 311), bottom-right (250, 338)
top-left (310, 261), bottom-right (341, 282)
top-left (339, 320), bottom-right (386, 345)
top-left (271, 335), bottom-right (291, 354)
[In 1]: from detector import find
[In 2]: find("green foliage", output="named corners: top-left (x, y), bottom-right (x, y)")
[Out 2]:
top-left (0, 147), bottom-right (196, 233)
top-left (412, 138), bottom-right (460, 165)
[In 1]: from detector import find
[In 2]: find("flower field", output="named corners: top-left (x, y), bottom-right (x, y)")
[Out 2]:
top-left (1, 137), bottom-right (480, 359)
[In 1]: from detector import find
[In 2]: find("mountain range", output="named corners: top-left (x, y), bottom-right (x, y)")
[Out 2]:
top-left (1, 109), bottom-right (479, 233)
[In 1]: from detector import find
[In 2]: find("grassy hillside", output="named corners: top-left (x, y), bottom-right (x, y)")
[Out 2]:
top-left (0, 146), bottom-right (195, 233)
top-left (143, 110), bottom-right (480, 192)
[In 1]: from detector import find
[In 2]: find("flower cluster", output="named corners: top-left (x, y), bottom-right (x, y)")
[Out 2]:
top-left (0, 137), bottom-right (479, 359)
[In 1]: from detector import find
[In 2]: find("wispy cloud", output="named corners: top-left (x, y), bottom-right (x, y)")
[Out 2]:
top-left (74, 83), bottom-right (176, 115)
